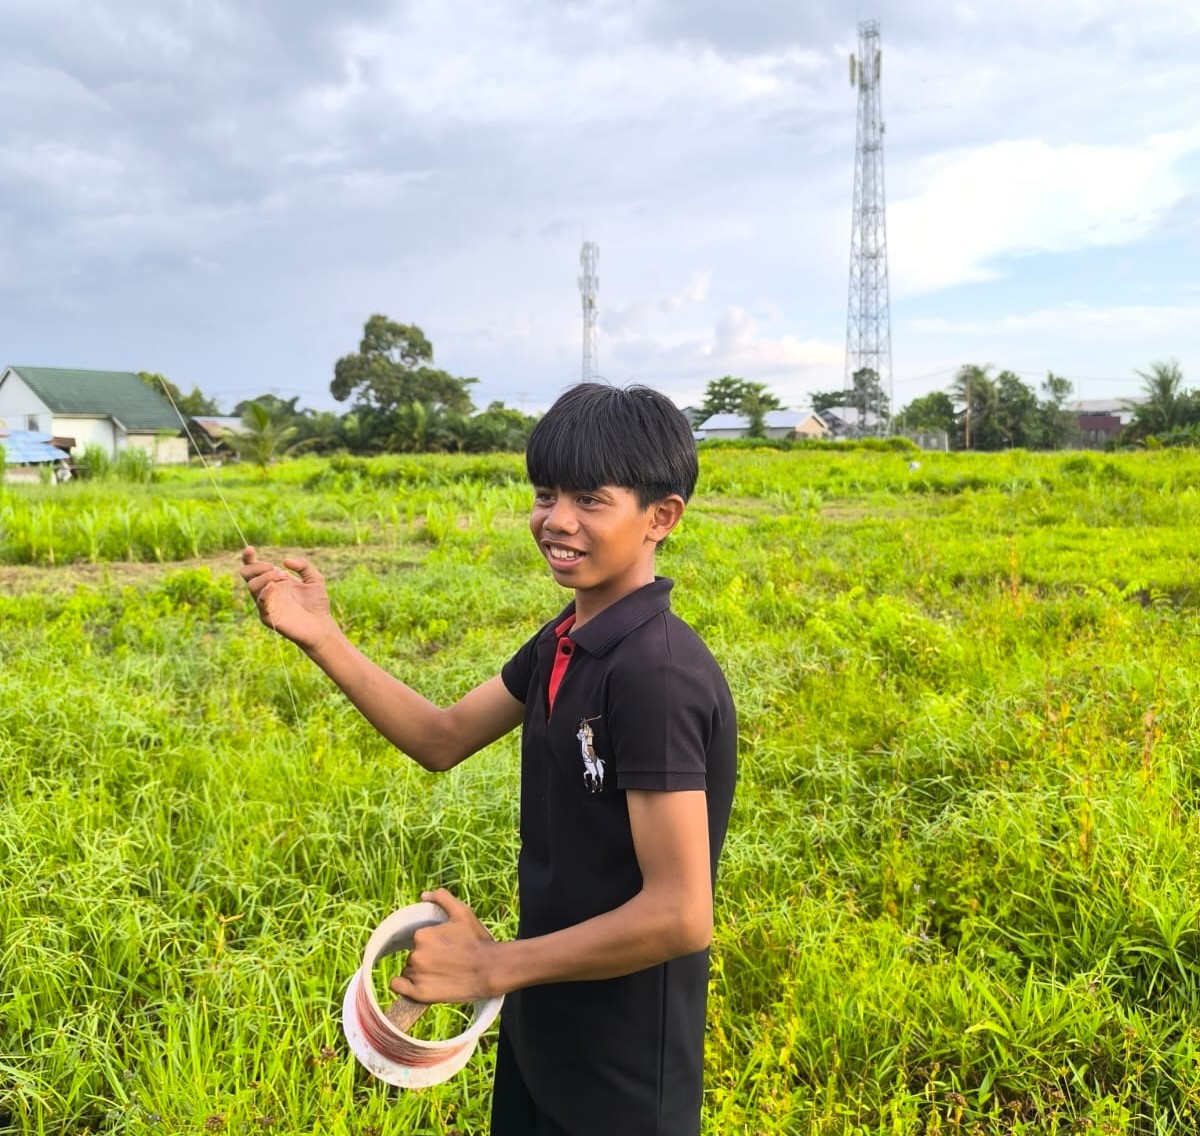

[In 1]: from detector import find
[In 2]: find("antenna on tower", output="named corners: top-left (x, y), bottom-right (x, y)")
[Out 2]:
top-left (844, 18), bottom-right (893, 435)
top-left (579, 241), bottom-right (599, 383)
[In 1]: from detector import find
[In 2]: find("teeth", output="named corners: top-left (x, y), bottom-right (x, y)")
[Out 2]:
top-left (549, 546), bottom-right (581, 560)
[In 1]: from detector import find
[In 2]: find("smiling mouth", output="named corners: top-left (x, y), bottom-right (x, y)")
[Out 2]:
top-left (546, 544), bottom-right (584, 562)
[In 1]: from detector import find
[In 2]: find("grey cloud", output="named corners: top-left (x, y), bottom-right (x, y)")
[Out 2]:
top-left (1, 0), bottom-right (1195, 413)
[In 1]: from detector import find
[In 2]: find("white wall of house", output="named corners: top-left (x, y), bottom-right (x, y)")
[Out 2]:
top-left (128, 433), bottom-right (188, 464)
top-left (54, 415), bottom-right (118, 453)
top-left (29, 415), bottom-right (186, 463)
top-left (0, 370), bottom-right (52, 431)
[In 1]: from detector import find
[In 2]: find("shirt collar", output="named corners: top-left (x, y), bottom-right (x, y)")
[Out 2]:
top-left (542, 577), bottom-right (674, 658)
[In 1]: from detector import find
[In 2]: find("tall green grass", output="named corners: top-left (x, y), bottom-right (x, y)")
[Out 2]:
top-left (3, 448), bottom-right (1200, 1133)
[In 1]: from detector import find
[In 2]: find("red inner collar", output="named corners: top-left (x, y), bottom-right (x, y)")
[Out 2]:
top-left (547, 614), bottom-right (577, 715)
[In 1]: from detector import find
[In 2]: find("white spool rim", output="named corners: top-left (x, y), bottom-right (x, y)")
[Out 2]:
top-left (342, 901), bottom-right (504, 1088)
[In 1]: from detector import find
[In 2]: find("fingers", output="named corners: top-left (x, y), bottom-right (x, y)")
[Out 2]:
top-left (284, 557), bottom-right (325, 585)
top-left (388, 973), bottom-right (420, 999)
top-left (240, 561), bottom-right (286, 597)
top-left (239, 552), bottom-right (323, 591)
top-left (387, 899), bottom-right (496, 1004)
top-left (423, 888), bottom-right (470, 917)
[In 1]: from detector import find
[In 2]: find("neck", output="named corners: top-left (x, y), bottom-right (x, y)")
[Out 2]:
top-left (572, 572), bottom-right (656, 630)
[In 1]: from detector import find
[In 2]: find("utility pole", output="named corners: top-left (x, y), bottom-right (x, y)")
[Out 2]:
top-left (579, 241), bottom-right (599, 382)
top-left (844, 19), bottom-right (893, 435)
top-left (964, 373), bottom-right (972, 450)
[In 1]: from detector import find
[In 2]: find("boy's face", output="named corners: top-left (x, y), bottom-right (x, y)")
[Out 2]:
top-left (529, 484), bottom-right (682, 618)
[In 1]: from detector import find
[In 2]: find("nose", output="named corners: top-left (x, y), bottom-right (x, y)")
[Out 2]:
top-left (544, 496), bottom-right (578, 533)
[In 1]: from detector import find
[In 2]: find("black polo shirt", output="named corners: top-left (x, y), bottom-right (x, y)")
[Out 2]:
top-left (499, 577), bottom-right (737, 1136)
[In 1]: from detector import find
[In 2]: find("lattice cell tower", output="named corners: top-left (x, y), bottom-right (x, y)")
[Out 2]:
top-left (845, 18), bottom-right (893, 432)
top-left (579, 241), bottom-right (599, 382)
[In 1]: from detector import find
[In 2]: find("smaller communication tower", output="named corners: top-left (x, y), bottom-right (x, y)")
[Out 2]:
top-left (845, 19), bottom-right (893, 432)
top-left (579, 241), bottom-right (599, 382)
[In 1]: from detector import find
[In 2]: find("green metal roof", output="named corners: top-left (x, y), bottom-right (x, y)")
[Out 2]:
top-left (5, 366), bottom-right (183, 432)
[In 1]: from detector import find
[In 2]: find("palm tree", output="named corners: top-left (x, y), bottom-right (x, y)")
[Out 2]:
top-left (231, 402), bottom-right (301, 471)
top-left (386, 400), bottom-right (432, 453)
top-left (1132, 359), bottom-right (1186, 437)
top-left (949, 364), bottom-right (998, 449)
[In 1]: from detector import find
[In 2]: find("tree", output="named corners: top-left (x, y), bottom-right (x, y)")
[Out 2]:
top-left (463, 402), bottom-right (536, 452)
top-left (808, 389), bottom-right (848, 414)
top-left (699, 377), bottom-right (783, 418)
top-left (740, 390), bottom-right (770, 438)
top-left (233, 394), bottom-right (301, 419)
top-left (383, 401), bottom-right (442, 453)
top-left (808, 373), bottom-right (888, 430)
top-left (1036, 372), bottom-right (1077, 450)
top-left (994, 370), bottom-right (1039, 448)
top-left (895, 391), bottom-right (955, 435)
top-left (332, 315), bottom-right (476, 414)
top-left (950, 364), bottom-right (1000, 450)
top-left (1131, 358), bottom-right (1189, 438)
top-left (140, 372), bottom-right (220, 416)
top-left (230, 401), bottom-right (301, 471)
top-left (849, 367), bottom-right (889, 424)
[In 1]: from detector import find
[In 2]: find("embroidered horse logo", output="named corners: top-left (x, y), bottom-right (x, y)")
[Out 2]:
top-left (577, 716), bottom-right (605, 793)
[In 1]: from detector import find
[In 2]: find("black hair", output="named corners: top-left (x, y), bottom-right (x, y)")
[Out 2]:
top-left (525, 382), bottom-right (699, 506)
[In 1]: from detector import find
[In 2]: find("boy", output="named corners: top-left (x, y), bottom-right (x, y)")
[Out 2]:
top-left (240, 382), bottom-right (737, 1136)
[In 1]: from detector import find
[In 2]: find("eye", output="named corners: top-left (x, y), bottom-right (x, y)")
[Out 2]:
top-left (576, 493), bottom-right (600, 506)
top-left (533, 489), bottom-right (555, 505)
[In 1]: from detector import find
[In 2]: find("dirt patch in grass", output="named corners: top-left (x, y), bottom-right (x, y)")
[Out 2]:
top-left (691, 498), bottom-right (783, 523)
top-left (819, 503), bottom-right (875, 521)
top-left (0, 547), bottom-right (426, 595)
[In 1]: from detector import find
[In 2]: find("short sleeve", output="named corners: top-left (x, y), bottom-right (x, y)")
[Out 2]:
top-left (501, 628), bottom-right (541, 704)
top-left (604, 637), bottom-right (713, 793)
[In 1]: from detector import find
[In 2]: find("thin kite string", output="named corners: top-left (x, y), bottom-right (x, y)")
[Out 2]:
top-left (155, 385), bottom-right (251, 549)
top-left (154, 379), bottom-right (307, 731)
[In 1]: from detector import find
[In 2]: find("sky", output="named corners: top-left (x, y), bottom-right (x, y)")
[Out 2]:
top-left (2, 0), bottom-right (1198, 415)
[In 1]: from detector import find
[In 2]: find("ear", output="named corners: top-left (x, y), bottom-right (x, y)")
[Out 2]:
top-left (646, 494), bottom-right (685, 544)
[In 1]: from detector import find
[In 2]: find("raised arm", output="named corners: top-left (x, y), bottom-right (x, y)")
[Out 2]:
top-left (391, 788), bottom-right (713, 1001)
top-left (240, 547), bottom-right (524, 771)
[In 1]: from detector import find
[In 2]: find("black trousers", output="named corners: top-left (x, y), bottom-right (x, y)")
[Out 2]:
top-left (490, 1025), bottom-right (574, 1136)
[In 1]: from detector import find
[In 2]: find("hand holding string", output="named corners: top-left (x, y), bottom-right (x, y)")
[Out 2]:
top-left (240, 546), bottom-right (339, 652)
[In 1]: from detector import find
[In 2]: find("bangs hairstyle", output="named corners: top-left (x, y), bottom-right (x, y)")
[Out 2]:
top-left (526, 383), bottom-right (699, 506)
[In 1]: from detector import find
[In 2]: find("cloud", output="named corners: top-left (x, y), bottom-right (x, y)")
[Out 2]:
top-left (889, 128), bottom-right (1200, 296)
top-left (911, 302), bottom-right (1200, 338)
top-left (606, 305), bottom-right (842, 404)
top-left (2, 0), bottom-right (1199, 413)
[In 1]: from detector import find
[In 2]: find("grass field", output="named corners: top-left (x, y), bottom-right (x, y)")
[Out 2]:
top-left (3, 446), bottom-right (1200, 1134)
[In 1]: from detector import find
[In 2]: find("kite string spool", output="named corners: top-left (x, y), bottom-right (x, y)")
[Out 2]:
top-left (343, 901), bottom-right (505, 1087)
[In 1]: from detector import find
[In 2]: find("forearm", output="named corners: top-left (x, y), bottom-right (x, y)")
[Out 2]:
top-left (482, 886), bottom-right (713, 996)
top-left (303, 627), bottom-right (490, 771)
top-left (242, 548), bottom-right (520, 768)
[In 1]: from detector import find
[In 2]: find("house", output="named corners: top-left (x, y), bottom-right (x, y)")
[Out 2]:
top-left (1071, 398), bottom-right (1136, 448)
top-left (695, 410), bottom-right (830, 441)
top-left (189, 415), bottom-right (248, 458)
top-left (0, 429), bottom-right (73, 484)
top-left (816, 405), bottom-right (885, 438)
top-left (0, 366), bottom-right (187, 463)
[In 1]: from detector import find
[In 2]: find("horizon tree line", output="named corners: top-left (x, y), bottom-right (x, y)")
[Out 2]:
top-left (140, 316), bottom-right (1193, 461)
